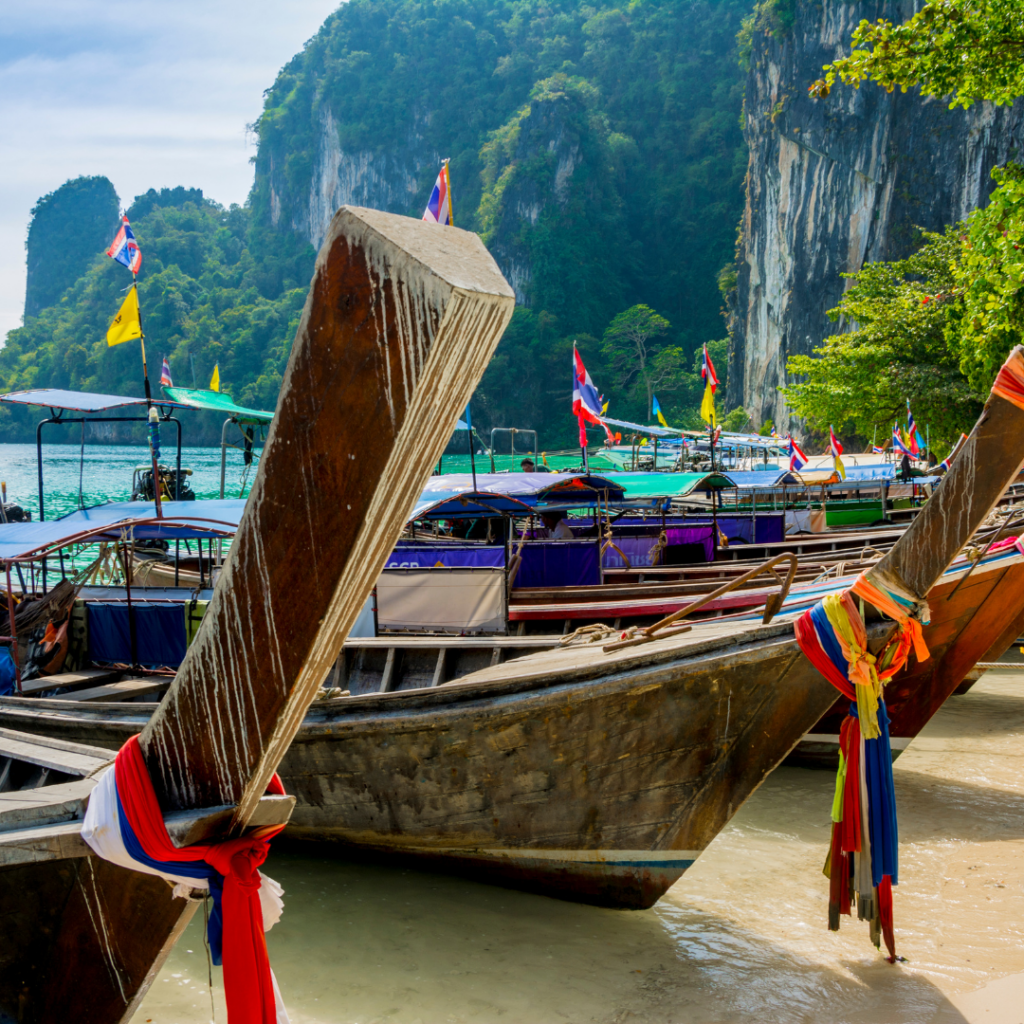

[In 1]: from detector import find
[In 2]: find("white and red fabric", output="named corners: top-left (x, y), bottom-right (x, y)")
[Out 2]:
top-left (82, 736), bottom-right (289, 1023)
top-left (572, 345), bottom-right (612, 447)
top-left (829, 426), bottom-right (843, 459)
top-left (106, 215), bottom-right (142, 274)
top-left (788, 435), bottom-right (808, 472)
top-left (701, 344), bottom-right (718, 393)
top-left (422, 164), bottom-right (453, 225)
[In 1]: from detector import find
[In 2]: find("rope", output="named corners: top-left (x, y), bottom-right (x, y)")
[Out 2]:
top-left (794, 566), bottom-right (932, 962)
top-left (648, 530), bottom-right (668, 567)
top-left (559, 623), bottom-right (621, 647)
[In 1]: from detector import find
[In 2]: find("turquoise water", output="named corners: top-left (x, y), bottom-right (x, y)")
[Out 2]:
top-left (0, 442), bottom-right (258, 521)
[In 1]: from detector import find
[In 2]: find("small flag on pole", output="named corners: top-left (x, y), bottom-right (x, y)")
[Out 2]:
top-left (423, 162), bottom-right (453, 226)
top-left (906, 399), bottom-right (920, 456)
top-left (700, 344), bottom-right (718, 425)
top-left (892, 423), bottom-right (913, 457)
top-left (160, 358), bottom-right (173, 388)
top-left (209, 364), bottom-right (220, 392)
top-left (652, 395), bottom-right (669, 428)
top-left (572, 345), bottom-right (611, 447)
top-left (829, 425), bottom-right (846, 480)
top-left (107, 285), bottom-right (142, 346)
top-left (106, 216), bottom-right (142, 274)
top-left (788, 435), bottom-right (807, 472)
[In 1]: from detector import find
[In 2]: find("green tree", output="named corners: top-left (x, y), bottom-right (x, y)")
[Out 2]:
top-left (810, 0), bottom-right (1024, 109)
top-left (600, 304), bottom-right (682, 418)
top-left (783, 228), bottom-right (981, 449)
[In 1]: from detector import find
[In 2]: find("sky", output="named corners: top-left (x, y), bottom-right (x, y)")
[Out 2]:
top-left (0, 0), bottom-right (339, 339)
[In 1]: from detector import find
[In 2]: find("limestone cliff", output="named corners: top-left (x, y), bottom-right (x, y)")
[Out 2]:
top-left (729, 0), bottom-right (1024, 433)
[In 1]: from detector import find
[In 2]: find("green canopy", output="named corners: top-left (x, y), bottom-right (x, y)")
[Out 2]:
top-left (162, 387), bottom-right (273, 424)
top-left (601, 471), bottom-right (734, 499)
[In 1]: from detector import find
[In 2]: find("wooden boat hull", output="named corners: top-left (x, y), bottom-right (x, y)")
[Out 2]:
top-left (0, 621), bottom-right (861, 909)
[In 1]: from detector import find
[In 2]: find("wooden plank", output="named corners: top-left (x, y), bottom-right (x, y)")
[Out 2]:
top-left (0, 778), bottom-right (96, 833)
top-left (430, 648), bottom-right (447, 688)
top-left (51, 678), bottom-right (170, 703)
top-left (348, 635), bottom-right (561, 649)
top-left (18, 668), bottom-right (120, 697)
top-left (0, 728), bottom-right (110, 777)
top-left (137, 206), bottom-right (515, 824)
top-left (379, 647), bottom-right (399, 693)
top-left (0, 820), bottom-right (93, 865)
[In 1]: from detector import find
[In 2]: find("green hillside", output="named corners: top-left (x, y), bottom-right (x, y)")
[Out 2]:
top-left (1, 0), bottom-right (752, 446)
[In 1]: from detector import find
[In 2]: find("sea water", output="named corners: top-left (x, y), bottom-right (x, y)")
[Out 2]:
top-left (134, 668), bottom-right (1024, 1024)
top-left (0, 441), bottom-right (258, 521)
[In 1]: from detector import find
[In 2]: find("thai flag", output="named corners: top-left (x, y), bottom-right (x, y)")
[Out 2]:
top-left (906, 399), bottom-right (920, 456)
top-left (701, 344), bottom-right (718, 393)
top-left (106, 215), bottom-right (142, 274)
top-left (872, 445), bottom-right (885, 454)
top-left (788, 435), bottom-right (807, 471)
top-left (82, 737), bottom-right (288, 1021)
top-left (422, 163), bottom-right (453, 225)
top-left (160, 357), bottom-right (173, 388)
top-left (572, 345), bottom-right (610, 447)
top-left (892, 423), bottom-right (913, 457)
top-left (828, 426), bottom-right (843, 458)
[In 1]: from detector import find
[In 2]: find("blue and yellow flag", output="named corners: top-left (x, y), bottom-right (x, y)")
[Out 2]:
top-left (652, 395), bottom-right (668, 428)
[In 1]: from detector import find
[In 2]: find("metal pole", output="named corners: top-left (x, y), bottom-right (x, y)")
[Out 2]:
top-left (465, 403), bottom-right (477, 491)
top-left (220, 417), bottom-right (232, 499)
top-left (6, 564), bottom-right (21, 693)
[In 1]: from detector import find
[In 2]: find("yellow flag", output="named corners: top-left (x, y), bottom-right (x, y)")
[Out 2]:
top-left (210, 364), bottom-right (220, 392)
top-left (106, 286), bottom-right (142, 346)
top-left (834, 455), bottom-right (846, 481)
top-left (699, 379), bottom-right (716, 425)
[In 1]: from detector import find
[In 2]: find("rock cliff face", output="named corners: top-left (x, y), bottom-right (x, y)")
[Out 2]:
top-left (729, 0), bottom-right (1024, 432)
top-left (264, 108), bottom-right (437, 250)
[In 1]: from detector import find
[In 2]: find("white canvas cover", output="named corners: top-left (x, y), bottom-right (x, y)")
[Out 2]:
top-left (376, 568), bottom-right (506, 633)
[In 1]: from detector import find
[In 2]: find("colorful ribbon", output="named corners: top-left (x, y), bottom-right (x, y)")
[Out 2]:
top-left (991, 346), bottom-right (1024, 411)
top-left (795, 568), bottom-right (929, 961)
top-left (82, 736), bottom-right (288, 1023)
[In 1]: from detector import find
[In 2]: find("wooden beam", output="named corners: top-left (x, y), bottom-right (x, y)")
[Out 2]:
top-left (138, 206), bottom-right (514, 826)
top-left (431, 648), bottom-right (447, 688)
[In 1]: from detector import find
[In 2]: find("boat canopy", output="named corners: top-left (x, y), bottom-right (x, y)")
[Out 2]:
top-left (0, 499), bottom-right (246, 562)
top-left (411, 473), bottom-right (626, 520)
top-left (0, 388), bottom-right (183, 413)
top-left (600, 471), bottom-right (735, 498)
top-left (161, 386), bottom-right (273, 424)
top-left (602, 416), bottom-right (684, 437)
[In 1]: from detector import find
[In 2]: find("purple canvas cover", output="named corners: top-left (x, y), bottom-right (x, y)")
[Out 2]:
top-left (514, 542), bottom-right (600, 588)
top-left (385, 546), bottom-right (506, 569)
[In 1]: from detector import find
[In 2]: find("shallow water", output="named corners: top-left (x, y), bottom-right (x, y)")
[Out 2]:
top-left (0, 441), bottom-right (257, 520)
top-left (134, 669), bottom-right (1024, 1024)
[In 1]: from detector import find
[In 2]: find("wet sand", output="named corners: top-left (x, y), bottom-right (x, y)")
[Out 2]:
top-left (134, 666), bottom-right (1024, 1024)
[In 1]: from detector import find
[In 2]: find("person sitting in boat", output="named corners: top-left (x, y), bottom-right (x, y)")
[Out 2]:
top-left (541, 511), bottom-right (574, 540)
top-left (520, 458), bottom-right (551, 473)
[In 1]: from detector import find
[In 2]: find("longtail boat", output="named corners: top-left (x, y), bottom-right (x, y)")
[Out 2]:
top-left (8, 353), bottom-right (1024, 915)
top-left (0, 205), bottom-right (514, 1021)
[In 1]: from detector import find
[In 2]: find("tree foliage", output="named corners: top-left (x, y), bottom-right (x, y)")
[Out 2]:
top-left (784, 228), bottom-right (982, 449)
top-left (600, 304), bottom-right (678, 417)
top-left (0, 188), bottom-right (315, 443)
top-left (810, 0), bottom-right (1024, 109)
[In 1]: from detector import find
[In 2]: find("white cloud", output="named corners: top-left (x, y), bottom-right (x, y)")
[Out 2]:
top-left (0, 0), bottom-right (339, 337)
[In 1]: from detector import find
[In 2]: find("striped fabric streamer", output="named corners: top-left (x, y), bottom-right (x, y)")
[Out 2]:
top-left (991, 346), bottom-right (1024, 410)
top-left (794, 569), bottom-right (928, 961)
top-left (82, 737), bottom-right (289, 1023)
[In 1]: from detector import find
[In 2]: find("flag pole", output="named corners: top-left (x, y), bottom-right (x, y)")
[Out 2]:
top-left (134, 271), bottom-right (163, 519)
top-left (465, 402), bottom-right (477, 492)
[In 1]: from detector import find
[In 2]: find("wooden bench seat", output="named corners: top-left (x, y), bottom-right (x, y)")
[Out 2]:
top-left (19, 668), bottom-right (121, 697)
top-left (0, 728), bottom-right (112, 777)
top-left (51, 678), bottom-right (171, 703)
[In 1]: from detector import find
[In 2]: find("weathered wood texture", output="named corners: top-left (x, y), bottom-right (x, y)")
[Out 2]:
top-left (0, 209), bottom-right (513, 1024)
top-left (140, 207), bottom-right (513, 823)
top-left (873, 397), bottom-right (1024, 598)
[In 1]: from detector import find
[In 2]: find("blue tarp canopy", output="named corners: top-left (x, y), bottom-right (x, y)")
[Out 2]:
top-left (411, 473), bottom-right (625, 520)
top-left (0, 499), bottom-right (246, 561)
top-left (0, 389), bottom-right (183, 413)
top-left (602, 416), bottom-right (683, 438)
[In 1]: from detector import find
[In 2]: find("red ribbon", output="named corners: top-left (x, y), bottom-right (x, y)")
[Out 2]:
top-left (115, 737), bottom-right (285, 1023)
